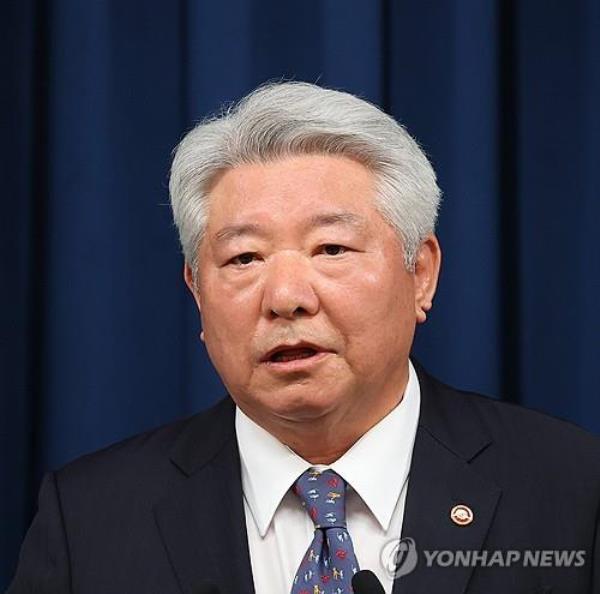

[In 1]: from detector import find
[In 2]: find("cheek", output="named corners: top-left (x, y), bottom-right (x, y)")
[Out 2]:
top-left (200, 293), bottom-right (252, 364)
top-left (200, 269), bottom-right (259, 327)
top-left (334, 258), bottom-right (413, 319)
top-left (200, 305), bottom-right (255, 395)
top-left (325, 264), bottom-right (415, 357)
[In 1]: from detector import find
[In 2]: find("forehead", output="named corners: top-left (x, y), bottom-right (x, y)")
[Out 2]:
top-left (205, 154), bottom-right (380, 231)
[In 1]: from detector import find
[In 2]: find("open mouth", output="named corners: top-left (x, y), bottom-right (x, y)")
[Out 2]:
top-left (269, 347), bottom-right (319, 363)
top-left (261, 342), bottom-right (332, 367)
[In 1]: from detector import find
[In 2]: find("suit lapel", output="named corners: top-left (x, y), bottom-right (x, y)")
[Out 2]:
top-left (154, 398), bottom-right (255, 594)
top-left (393, 366), bottom-right (502, 594)
top-left (152, 366), bottom-right (502, 594)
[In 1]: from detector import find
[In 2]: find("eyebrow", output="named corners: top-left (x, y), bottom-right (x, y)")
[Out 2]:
top-left (306, 211), bottom-right (367, 230)
top-left (213, 211), bottom-right (367, 244)
top-left (214, 223), bottom-right (264, 244)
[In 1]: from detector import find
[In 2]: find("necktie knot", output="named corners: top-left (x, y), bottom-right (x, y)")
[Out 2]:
top-left (293, 469), bottom-right (347, 529)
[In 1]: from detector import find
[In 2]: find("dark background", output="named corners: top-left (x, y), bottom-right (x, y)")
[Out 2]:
top-left (2, 0), bottom-right (599, 588)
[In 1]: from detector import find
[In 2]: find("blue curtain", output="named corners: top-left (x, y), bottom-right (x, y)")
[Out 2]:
top-left (3, 0), bottom-right (599, 587)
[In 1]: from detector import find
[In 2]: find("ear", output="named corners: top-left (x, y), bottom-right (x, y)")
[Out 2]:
top-left (414, 235), bottom-right (442, 324)
top-left (184, 263), bottom-right (202, 313)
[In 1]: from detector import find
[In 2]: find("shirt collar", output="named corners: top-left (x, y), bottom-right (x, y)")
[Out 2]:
top-left (236, 408), bottom-right (309, 537)
top-left (236, 360), bottom-right (421, 536)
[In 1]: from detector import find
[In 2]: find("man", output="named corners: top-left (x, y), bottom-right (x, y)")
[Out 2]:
top-left (9, 82), bottom-right (600, 594)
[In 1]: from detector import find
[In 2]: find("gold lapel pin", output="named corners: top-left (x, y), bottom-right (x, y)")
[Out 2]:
top-left (450, 504), bottom-right (474, 526)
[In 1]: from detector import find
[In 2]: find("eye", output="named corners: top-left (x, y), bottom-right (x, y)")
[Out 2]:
top-left (228, 252), bottom-right (258, 266)
top-left (320, 244), bottom-right (347, 256)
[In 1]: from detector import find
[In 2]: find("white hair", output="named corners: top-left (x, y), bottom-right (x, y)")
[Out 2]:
top-left (169, 81), bottom-right (441, 274)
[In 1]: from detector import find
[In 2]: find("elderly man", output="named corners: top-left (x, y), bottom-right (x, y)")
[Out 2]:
top-left (9, 82), bottom-right (600, 594)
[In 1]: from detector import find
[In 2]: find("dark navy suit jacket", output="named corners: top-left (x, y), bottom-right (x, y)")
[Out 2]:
top-left (8, 366), bottom-right (600, 593)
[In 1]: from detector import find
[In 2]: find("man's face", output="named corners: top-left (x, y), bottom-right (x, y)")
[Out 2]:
top-left (187, 155), bottom-right (439, 428)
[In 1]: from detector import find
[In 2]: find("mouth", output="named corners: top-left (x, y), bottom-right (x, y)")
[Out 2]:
top-left (269, 346), bottom-right (319, 363)
top-left (261, 342), bottom-right (333, 369)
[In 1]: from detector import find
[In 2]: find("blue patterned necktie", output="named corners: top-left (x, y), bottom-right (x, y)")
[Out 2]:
top-left (290, 469), bottom-right (360, 594)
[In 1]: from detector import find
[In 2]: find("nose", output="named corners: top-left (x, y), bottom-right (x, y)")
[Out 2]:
top-left (261, 252), bottom-right (320, 319)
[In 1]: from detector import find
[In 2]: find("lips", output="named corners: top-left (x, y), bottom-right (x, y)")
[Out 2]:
top-left (261, 342), bottom-right (330, 363)
top-left (270, 347), bottom-right (318, 363)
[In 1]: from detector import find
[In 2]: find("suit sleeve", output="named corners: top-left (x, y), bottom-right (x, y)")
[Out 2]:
top-left (6, 472), bottom-right (71, 594)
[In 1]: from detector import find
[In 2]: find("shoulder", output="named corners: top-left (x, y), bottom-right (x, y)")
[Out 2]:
top-left (53, 396), bottom-right (236, 497)
top-left (416, 365), bottom-right (600, 483)
top-left (452, 383), bottom-right (598, 457)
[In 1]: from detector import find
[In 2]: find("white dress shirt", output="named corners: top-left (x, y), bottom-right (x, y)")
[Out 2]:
top-left (235, 360), bottom-right (421, 594)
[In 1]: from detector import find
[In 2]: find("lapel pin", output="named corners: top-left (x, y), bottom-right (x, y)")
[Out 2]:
top-left (450, 504), bottom-right (474, 526)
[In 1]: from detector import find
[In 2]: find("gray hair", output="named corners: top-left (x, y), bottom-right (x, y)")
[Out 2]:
top-left (169, 81), bottom-right (441, 275)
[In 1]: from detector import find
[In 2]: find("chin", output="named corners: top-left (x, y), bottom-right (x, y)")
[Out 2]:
top-left (262, 388), bottom-right (341, 423)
